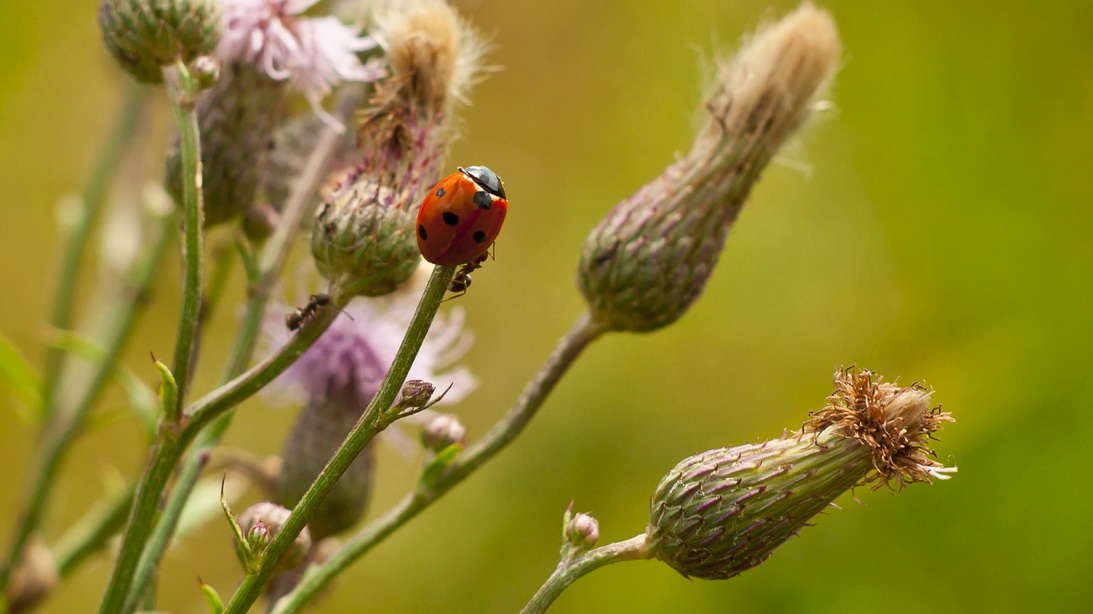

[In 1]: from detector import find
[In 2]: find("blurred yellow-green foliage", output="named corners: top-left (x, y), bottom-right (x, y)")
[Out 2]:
top-left (2, 1), bottom-right (1092, 612)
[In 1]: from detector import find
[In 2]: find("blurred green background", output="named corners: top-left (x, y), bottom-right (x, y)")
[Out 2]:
top-left (2, 0), bottom-right (1092, 612)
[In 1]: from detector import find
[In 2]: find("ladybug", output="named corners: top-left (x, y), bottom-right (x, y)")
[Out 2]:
top-left (416, 166), bottom-right (508, 266)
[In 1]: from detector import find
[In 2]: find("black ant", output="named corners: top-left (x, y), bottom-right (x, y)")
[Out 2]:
top-left (286, 293), bottom-right (331, 331)
top-left (446, 252), bottom-right (490, 299)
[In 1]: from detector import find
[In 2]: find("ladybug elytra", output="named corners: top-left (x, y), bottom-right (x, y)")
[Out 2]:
top-left (416, 166), bottom-right (508, 266)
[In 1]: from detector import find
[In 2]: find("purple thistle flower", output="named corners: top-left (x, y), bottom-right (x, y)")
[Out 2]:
top-left (265, 283), bottom-right (477, 410)
top-left (217, 0), bottom-right (385, 127)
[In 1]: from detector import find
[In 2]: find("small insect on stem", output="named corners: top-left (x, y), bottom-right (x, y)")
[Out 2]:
top-left (446, 252), bottom-right (490, 300)
top-left (285, 293), bottom-right (332, 331)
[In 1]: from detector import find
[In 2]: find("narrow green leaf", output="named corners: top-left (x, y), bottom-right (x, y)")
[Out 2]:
top-left (0, 329), bottom-right (42, 421)
top-left (419, 444), bottom-right (463, 488)
top-left (197, 578), bottom-right (225, 614)
top-left (152, 354), bottom-right (177, 422)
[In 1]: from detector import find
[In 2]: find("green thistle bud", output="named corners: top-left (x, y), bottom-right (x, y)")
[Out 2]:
top-left (236, 502), bottom-right (312, 573)
top-left (647, 368), bottom-right (955, 580)
top-left (166, 62), bottom-right (289, 226)
top-left (577, 3), bottom-right (840, 332)
top-left (310, 179), bottom-right (422, 297)
top-left (279, 392), bottom-right (376, 542)
top-left (98, 0), bottom-right (221, 83)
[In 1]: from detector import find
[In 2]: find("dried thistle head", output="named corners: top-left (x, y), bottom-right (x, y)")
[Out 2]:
top-left (578, 2), bottom-right (840, 332)
top-left (647, 368), bottom-right (955, 580)
top-left (311, 0), bottom-right (489, 297)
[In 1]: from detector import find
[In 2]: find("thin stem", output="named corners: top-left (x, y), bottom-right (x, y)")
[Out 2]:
top-left (40, 82), bottom-right (148, 421)
top-left (222, 264), bottom-right (457, 614)
top-left (135, 87), bottom-right (360, 601)
top-left (98, 300), bottom-right (344, 614)
top-left (166, 60), bottom-right (206, 423)
top-left (0, 206), bottom-right (173, 597)
top-left (521, 535), bottom-right (653, 614)
top-left (270, 312), bottom-right (606, 613)
top-left (54, 485), bottom-right (135, 579)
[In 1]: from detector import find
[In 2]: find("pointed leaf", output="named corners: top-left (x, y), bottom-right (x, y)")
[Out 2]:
top-left (0, 329), bottom-right (42, 422)
top-left (197, 578), bottom-right (224, 614)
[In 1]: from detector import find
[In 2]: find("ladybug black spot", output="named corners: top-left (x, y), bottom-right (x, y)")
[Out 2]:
top-left (473, 191), bottom-right (492, 210)
top-left (435, 187), bottom-right (446, 198)
top-left (472, 230), bottom-right (487, 243)
top-left (418, 224), bottom-right (428, 240)
top-left (443, 212), bottom-right (459, 226)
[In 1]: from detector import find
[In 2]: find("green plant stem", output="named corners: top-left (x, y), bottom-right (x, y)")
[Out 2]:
top-left (222, 264), bottom-right (457, 614)
top-left (124, 88), bottom-right (364, 609)
top-left (0, 206), bottom-right (173, 598)
top-left (166, 61), bottom-right (206, 423)
top-left (99, 296), bottom-right (344, 614)
top-left (40, 82), bottom-right (148, 422)
top-left (54, 485), bottom-right (136, 579)
top-left (520, 535), bottom-right (653, 614)
top-left (269, 312), bottom-right (607, 614)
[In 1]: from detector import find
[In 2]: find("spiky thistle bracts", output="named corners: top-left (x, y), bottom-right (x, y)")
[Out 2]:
top-left (577, 3), bottom-right (841, 332)
top-left (647, 368), bottom-right (955, 580)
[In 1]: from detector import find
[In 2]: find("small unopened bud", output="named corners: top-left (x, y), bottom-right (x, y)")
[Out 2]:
top-left (399, 380), bottom-right (437, 412)
top-left (189, 55), bottom-right (221, 91)
top-left (98, 0), bottom-right (221, 83)
top-left (310, 181), bottom-right (422, 297)
top-left (565, 512), bottom-right (600, 551)
top-left (245, 520), bottom-right (271, 552)
top-left (647, 368), bottom-right (954, 580)
top-left (4, 534), bottom-right (58, 614)
top-left (236, 502), bottom-right (311, 573)
top-left (577, 3), bottom-right (840, 332)
top-left (420, 413), bottom-right (467, 452)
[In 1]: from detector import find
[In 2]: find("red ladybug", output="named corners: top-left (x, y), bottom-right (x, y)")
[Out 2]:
top-left (416, 166), bottom-right (508, 266)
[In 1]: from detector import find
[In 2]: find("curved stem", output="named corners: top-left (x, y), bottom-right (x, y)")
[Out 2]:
top-left (521, 535), bottom-right (653, 614)
top-left (222, 264), bottom-right (456, 614)
top-left (124, 79), bottom-right (359, 601)
top-left (166, 60), bottom-right (206, 423)
top-left (269, 312), bottom-right (606, 613)
top-left (98, 296), bottom-right (344, 614)
top-left (40, 83), bottom-right (148, 420)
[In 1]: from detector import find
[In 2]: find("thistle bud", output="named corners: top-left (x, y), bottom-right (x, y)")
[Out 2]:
top-left (420, 413), bottom-right (467, 452)
top-left (310, 184), bottom-right (422, 297)
top-left (3, 534), bottom-right (57, 614)
top-left (98, 0), bottom-right (221, 83)
top-left (577, 3), bottom-right (840, 332)
top-left (279, 389), bottom-right (377, 542)
top-left (236, 502), bottom-right (312, 573)
top-left (565, 512), bottom-right (600, 551)
top-left (310, 0), bottom-right (488, 296)
top-left (647, 368), bottom-right (955, 580)
top-left (166, 62), bottom-right (289, 227)
top-left (398, 379), bottom-right (437, 413)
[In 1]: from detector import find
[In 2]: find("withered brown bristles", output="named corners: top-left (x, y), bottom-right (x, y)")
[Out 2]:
top-left (807, 368), bottom-right (954, 490)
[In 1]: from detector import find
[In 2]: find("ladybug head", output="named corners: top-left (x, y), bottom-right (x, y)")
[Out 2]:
top-left (460, 165), bottom-right (506, 200)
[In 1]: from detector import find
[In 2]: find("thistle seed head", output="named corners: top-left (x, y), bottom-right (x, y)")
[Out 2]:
top-left (98, 0), bottom-right (222, 83)
top-left (577, 2), bottom-right (840, 332)
top-left (647, 368), bottom-right (955, 580)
